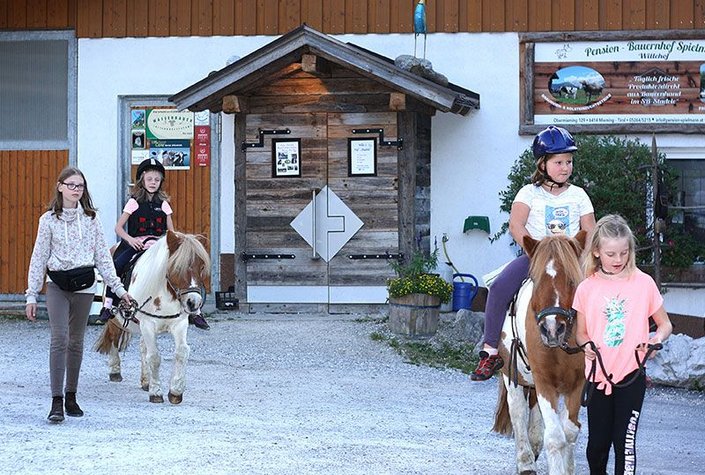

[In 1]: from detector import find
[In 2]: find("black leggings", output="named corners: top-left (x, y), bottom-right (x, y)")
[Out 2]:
top-left (586, 370), bottom-right (646, 475)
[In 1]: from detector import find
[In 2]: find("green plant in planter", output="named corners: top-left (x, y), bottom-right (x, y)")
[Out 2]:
top-left (387, 250), bottom-right (453, 304)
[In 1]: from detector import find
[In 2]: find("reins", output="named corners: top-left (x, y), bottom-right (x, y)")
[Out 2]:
top-left (578, 341), bottom-right (663, 407)
top-left (508, 281), bottom-right (532, 388)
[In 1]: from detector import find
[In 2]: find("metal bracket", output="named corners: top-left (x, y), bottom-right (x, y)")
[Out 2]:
top-left (352, 128), bottom-right (403, 150)
top-left (241, 128), bottom-right (291, 151)
top-left (348, 252), bottom-right (404, 260)
top-left (241, 252), bottom-right (296, 261)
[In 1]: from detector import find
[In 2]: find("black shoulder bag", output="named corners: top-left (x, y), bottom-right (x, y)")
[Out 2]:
top-left (47, 266), bottom-right (95, 292)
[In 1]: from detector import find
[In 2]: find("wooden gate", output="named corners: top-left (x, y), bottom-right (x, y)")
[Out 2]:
top-left (0, 150), bottom-right (68, 294)
top-left (243, 111), bottom-right (398, 307)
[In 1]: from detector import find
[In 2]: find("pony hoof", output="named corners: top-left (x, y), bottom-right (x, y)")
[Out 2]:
top-left (519, 471), bottom-right (537, 475)
top-left (149, 395), bottom-right (164, 403)
top-left (109, 373), bottom-right (123, 382)
top-left (168, 392), bottom-right (183, 404)
top-left (141, 384), bottom-right (149, 391)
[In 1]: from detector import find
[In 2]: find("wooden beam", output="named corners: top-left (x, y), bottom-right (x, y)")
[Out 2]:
top-left (222, 95), bottom-right (247, 114)
top-left (300, 53), bottom-right (332, 76)
top-left (301, 53), bottom-right (318, 73)
top-left (389, 92), bottom-right (406, 111)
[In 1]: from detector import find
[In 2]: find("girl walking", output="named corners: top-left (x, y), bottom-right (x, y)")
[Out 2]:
top-left (574, 214), bottom-right (672, 474)
top-left (26, 167), bottom-right (132, 423)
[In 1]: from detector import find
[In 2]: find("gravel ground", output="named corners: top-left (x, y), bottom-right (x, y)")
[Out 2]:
top-left (1, 313), bottom-right (703, 474)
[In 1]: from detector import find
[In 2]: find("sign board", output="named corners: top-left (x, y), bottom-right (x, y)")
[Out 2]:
top-left (521, 32), bottom-right (705, 134)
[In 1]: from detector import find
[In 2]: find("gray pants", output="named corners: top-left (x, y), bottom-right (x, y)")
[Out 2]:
top-left (46, 283), bottom-right (94, 397)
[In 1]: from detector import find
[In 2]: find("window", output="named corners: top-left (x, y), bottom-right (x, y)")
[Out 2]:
top-left (669, 159), bottom-right (705, 244)
top-left (0, 32), bottom-right (74, 149)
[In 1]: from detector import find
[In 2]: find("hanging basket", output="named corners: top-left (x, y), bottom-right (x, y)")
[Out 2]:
top-left (388, 293), bottom-right (440, 337)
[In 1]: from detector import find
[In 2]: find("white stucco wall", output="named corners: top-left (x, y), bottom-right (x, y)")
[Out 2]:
top-left (77, 32), bottom-right (703, 315)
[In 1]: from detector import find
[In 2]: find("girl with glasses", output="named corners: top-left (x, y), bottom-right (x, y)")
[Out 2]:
top-left (25, 167), bottom-right (133, 423)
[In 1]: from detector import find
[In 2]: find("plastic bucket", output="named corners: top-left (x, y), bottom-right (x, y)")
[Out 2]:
top-left (452, 273), bottom-right (478, 312)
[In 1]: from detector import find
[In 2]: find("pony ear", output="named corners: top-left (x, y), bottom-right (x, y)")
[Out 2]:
top-left (523, 235), bottom-right (539, 258)
top-left (196, 234), bottom-right (209, 248)
top-left (166, 229), bottom-right (182, 254)
top-left (574, 230), bottom-right (588, 251)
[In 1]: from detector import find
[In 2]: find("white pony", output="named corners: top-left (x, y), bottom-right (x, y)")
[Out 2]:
top-left (95, 230), bottom-right (210, 404)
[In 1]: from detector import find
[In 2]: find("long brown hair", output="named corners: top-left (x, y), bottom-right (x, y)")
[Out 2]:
top-left (130, 171), bottom-right (170, 203)
top-left (49, 167), bottom-right (97, 219)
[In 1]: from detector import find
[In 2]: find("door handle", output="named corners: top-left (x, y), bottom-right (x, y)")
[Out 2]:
top-left (311, 189), bottom-right (319, 259)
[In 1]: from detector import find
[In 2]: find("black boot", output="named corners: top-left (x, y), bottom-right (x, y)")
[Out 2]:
top-left (189, 313), bottom-right (210, 330)
top-left (65, 392), bottom-right (84, 417)
top-left (48, 396), bottom-right (64, 423)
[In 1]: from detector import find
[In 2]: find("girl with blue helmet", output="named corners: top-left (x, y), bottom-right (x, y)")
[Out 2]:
top-left (471, 126), bottom-right (596, 381)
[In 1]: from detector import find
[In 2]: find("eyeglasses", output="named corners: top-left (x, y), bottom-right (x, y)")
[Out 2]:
top-left (62, 182), bottom-right (85, 191)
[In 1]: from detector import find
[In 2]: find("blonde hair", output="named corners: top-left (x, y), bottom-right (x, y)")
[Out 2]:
top-left (583, 214), bottom-right (637, 277)
top-left (49, 167), bottom-right (97, 219)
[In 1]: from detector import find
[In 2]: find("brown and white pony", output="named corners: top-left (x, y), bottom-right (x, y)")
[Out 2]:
top-left (95, 230), bottom-right (210, 404)
top-left (493, 231), bottom-right (586, 475)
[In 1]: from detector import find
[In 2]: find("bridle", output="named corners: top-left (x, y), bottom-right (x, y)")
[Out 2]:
top-left (166, 277), bottom-right (205, 315)
top-left (507, 281), bottom-right (579, 388)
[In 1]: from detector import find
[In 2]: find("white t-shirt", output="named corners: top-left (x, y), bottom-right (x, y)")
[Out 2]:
top-left (513, 183), bottom-right (593, 240)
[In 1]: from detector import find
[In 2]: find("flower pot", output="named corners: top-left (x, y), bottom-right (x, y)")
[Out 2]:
top-left (388, 293), bottom-right (440, 337)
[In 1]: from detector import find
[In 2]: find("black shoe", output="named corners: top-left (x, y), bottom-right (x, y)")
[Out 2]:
top-left (189, 314), bottom-right (210, 330)
top-left (97, 307), bottom-right (114, 323)
top-left (65, 392), bottom-right (84, 417)
top-left (48, 396), bottom-right (64, 423)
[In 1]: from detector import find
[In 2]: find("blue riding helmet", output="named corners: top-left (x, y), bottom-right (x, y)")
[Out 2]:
top-left (531, 126), bottom-right (577, 160)
top-left (136, 158), bottom-right (166, 181)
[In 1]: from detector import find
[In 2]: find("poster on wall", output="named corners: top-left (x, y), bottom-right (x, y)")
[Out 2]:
top-left (149, 139), bottom-right (191, 170)
top-left (129, 108), bottom-right (196, 169)
top-left (525, 35), bottom-right (705, 132)
top-left (348, 138), bottom-right (377, 176)
top-left (272, 139), bottom-right (301, 177)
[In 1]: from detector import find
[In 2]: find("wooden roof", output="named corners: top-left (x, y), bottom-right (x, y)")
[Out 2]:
top-left (169, 24), bottom-right (479, 116)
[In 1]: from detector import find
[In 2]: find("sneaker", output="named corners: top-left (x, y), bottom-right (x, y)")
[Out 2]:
top-left (470, 351), bottom-right (504, 381)
top-left (189, 314), bottom-right (210, 330)
top-left (97, 307), bottom-right (114, 323)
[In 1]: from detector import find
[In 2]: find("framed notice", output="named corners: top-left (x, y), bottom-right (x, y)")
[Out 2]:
top-left (520, 31), bottom-right (705, 134)
top-left (272, 139), bottom-right (301, 177)
top-left (348, 138), bottom-right (377, 176)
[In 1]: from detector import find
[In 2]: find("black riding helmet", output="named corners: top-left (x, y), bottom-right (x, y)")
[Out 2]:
top-left (531, 126), bottom-right (577, 188)
top-left (136, 158), bottom-right (166, 182)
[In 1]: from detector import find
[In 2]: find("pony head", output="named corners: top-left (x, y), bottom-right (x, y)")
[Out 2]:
top-left (165, 230), bottom-right (211, 315)
top-left (523, 231), bottom-right (586, 348)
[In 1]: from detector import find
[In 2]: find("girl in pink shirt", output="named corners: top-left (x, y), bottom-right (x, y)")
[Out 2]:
top-left (574, 214), bottom-right (672, 475)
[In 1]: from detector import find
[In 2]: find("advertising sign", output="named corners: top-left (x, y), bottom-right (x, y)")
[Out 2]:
top-left (525, 35), bottom-right (705, 132)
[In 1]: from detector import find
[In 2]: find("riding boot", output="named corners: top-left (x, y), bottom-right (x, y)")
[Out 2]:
top-left (48, 396), bottom-right (64, 423)
top-left (65, 392), bottom-right (84, 417)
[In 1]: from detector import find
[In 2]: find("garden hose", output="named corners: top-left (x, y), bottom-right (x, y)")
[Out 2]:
top-left (441, 234), bottom-right (464, 281)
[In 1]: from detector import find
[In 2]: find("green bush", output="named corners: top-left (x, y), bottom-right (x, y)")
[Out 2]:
top-left (492, 135), bottom-right (705, 268)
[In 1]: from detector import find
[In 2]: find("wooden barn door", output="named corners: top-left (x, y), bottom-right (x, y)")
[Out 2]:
top-left (244, 112), bottom-right (398, 307)
top-left (0, 151), bottom-right (68, 294)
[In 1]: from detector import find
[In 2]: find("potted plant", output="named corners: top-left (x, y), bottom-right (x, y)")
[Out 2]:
top-left (387, 250), bottom-right (453, 337)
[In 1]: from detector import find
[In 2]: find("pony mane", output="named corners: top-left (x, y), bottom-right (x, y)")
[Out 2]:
top-left (528, 235), bottom-right (583, 288)
top-left (167, 232), bottom-right (211, 281)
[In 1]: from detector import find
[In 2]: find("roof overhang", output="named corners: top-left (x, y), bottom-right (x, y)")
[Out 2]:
top-left (169, 24), bottom-right (479, 116)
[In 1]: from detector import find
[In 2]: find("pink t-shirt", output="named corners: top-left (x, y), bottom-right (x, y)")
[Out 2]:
top-left (123, 198), bottom-right (173, 243)
top-left (572, 268), bottom-right (663, 395)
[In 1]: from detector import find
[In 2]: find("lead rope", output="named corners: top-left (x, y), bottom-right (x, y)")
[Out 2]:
top-left (580, 341), bottom-right (663, 407)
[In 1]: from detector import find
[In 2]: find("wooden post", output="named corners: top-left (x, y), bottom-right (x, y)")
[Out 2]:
top-left (651, 134), bottom-right (661, 290)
